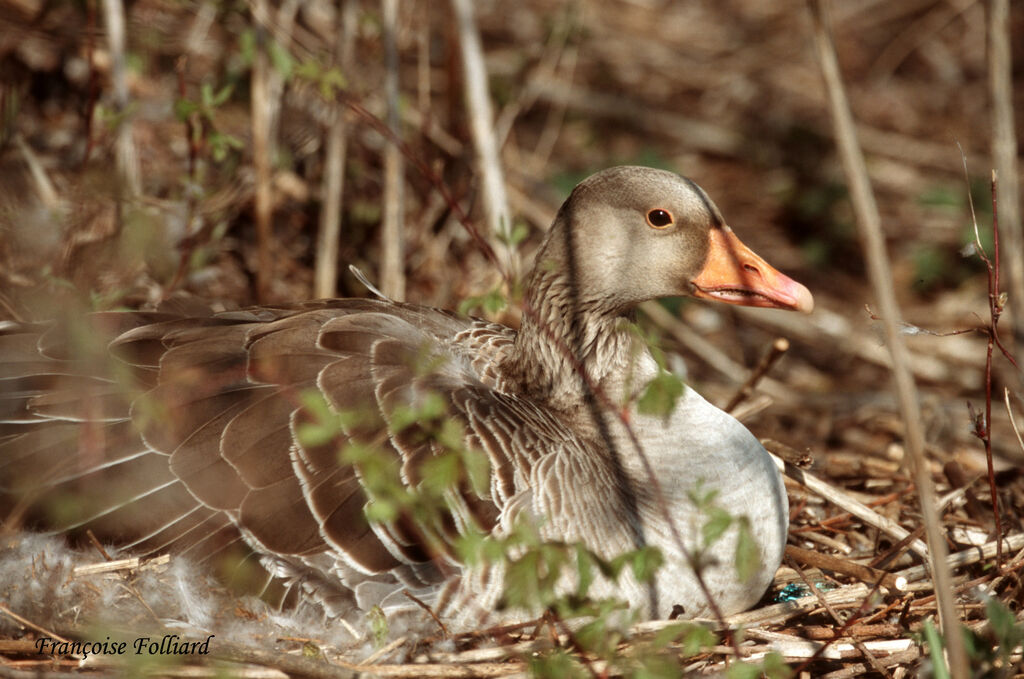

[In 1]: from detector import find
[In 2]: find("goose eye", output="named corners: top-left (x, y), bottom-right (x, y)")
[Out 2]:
top-left (646, 209), bottom-right (674, 229)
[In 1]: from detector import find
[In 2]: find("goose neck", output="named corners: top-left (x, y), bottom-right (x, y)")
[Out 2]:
top-left (507, 267), bottom-right (640, 408)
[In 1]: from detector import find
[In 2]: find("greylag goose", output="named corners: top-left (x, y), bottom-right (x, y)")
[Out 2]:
top-left (0, 166), bottom-right (812, 629)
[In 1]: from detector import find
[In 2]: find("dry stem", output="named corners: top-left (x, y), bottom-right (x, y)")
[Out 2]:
top-left (807, 1), bottom-right (968, 675)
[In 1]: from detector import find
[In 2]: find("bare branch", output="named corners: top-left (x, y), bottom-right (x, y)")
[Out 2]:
top-left (806, 2), bottom-right (968, 675)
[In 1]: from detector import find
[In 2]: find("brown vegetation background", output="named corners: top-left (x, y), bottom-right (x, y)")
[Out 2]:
top-left (1, 0), bottom-right (1023, 674)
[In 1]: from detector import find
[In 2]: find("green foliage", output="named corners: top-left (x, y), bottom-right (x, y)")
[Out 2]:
top-left (686, 481), bottom-right (761, 583)
top-left (267, 40), bottom-right (294, 80)
top-left (496, 219), bottom-right (530, 248)
top-left (294, 60), bottom-right (348, 99)
top-left (629, 322), bottom-right (685, 418)
top-left (292, 354), bottom-right (766, 676)
top-left (916, 603), bottom-right (1024, 678)
top-left (95, 101), bottom-right (138, 133)
top-left (725, 652), bottom-right (792, 679)
top-left (638, 370), bottom-right (684, 420)
top-left (922, 618), bottom-right (950, 679)
top-left (174, 82), bottom-right (243, 164)
top-left (733, 517), bottom-right (762, 584)
top-left (529, 649), bottom-right (592, 679)
top-left (984, 595), bottom-right (1024, 661)
top-left (458, 286), bottom-right (508, 316)
top-left (368, 606), bottom-right (389, 648)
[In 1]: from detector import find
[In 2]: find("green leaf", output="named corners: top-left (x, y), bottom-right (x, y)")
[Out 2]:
top-left (574, 616), bottom-right (617, 656)
top-left (984, 596), bottom-right (1023, 654)
top-left (420, 452), bottom-right (461, 493)
top-left (497, 220), bottom-right (529, 247)
top-left (680, 624), bottom-right (717, 657)
top-left (268, 40), bottom-right (294, 79)
top-left (529, 650), bottom-right (589, 679)
top-left (633, 654), bottom-right (682, 679)
top-left (460, 446), bottom-right (492, 499)
top-left (296, 421), bottom-right (336, 448)
top-left (458, 287), bottom-right (508, 316)
top-left (368, 606), bottom-right (388, 647)
top-left (364, 498), bottom-right (398, 522)
top-left (734, 517), bottom-right (762, 583)
top-left (637, 370), bottom-right (684, 419)
top-left (725, 661), bottom-right (764, 679)
top-left (575, 545), bottom-right (594, 597)
top-left (388, 391), bottom-right (446, 432)
top-left (503, 551), bottom-right (542, 609)
top-left (174, 98), bottom-right (199, 121)
top-left (702, 507), bottom-right (732, 547)
top-left (922, 619), bottom-right (950, 679)
top-left (761, 651), bottom-right (794, 678)
top-left (629, 546), bottom-right (664, 583)
top-left (238, 29), bottom-right (255, 66)
top-left (209, 83), bottom-right (234, 108)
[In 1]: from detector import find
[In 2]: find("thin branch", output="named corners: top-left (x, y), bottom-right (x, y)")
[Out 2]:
top-left (1004, 388), bottom-right (1024, 455)
top-left (969, 171), bottom-right (1007, 567)
top-left (725, 337), bottom-right (790, 413)
top-left (988, 0), bottom-right (1024, 346)
top-left (380, 0), bottom-right (406, 301)
top-left (449, 0), bottom-right (515, 278)
top-left (806, 2), bottom-right (968, 677)
top-left (786, 556), bottom-right (893, 678)
top-left (250, 0), bottom-right (274, 303)
top-left (314, 1), bottom-right (357, 299)
top-left (101, 0), bottom-right (140, 196)
top-left (770, 451), bottom-right (930, 558)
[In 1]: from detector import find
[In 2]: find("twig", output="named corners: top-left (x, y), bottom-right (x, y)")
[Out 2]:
top-left (14, 135), bottom-right (59, 210)
top-left (165, 55), bottom-right (200, 297)
top-left (338, 97), bottom-right (505, 282)
top-left (250, 0), bottom-right (274, 303)
top-left (1004, 388), bottom-right (1024, 455)
top-left (546, 610), bottom-right (601, 679)
top-left (80, 0), bottom-right (99, 168)
top-left (725, 337), bottom-right (789, 413)
top-left (965, 170), bottom-right (1015, 569)
top-left (772, 453), bottom-right (930, 558)
top-left (314, 1), bottom-right (357, 299)
top-left (734, 305), bottom-right (980, 389)
top-left (867, 525), bottom-right (926, 571)
top-left (640, 301), bottom-right (796, 402)
top-left (941, 461), bottom-right (989, 525)
top-left (807, 2), bottom-right (968, 676)
top-left (85, 528), bottom-right (113, 561)
top-left (359, 636), bottom-right (407, 665)
top-left (0, 604), bottom-right (74, 648)
top-left (380, 0), bottom-right (406, 301)
top-left (101, 0), bottom-right (139, 196)
top-left (450, 0), bottom-right (515, 278)
top-left (988, 0), bottom-right (1024, 345)
top-left (786, 557), bottom-right (893, 678)
top-left (211, 640), bottom-right (358, 679)
top-left (634, 582), bottom-right (874, 631)
top-left (892, 533), bottom-right (1024, 585)
top-left (785, 545), bottom-right (905, 592)
top-left (403, 590), bottom-right (448, 638)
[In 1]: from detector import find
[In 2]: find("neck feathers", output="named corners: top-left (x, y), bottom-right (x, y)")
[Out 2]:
top-left (504, 264), bottom-right (642, 410)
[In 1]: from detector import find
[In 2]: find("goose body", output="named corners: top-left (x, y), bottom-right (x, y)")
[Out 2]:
top-left (0, 166), bottom-right (811, 628)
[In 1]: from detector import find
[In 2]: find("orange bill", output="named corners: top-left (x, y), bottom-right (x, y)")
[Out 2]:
top-left (691, 227), bottom-right (813, 313)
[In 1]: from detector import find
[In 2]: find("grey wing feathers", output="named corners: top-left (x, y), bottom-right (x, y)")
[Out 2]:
top-left (0, 298), bottom-right (589, 608)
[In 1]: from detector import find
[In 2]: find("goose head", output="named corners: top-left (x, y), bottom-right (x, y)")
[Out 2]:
top-left (535, 166), bottom-right (813, 314)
